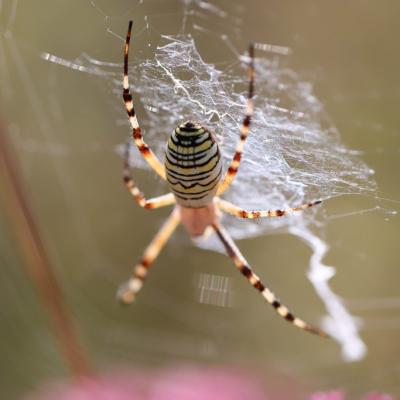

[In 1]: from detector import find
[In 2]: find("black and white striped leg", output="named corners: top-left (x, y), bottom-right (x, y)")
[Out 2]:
top-left (117, 207), bottom-right (181, 304)
top-left (217, 44), bottom-right (255, 195)
top-left (123, 20), bottom-right (166, 180)
top-left (212, 221), bottom-right (328, 337)
top-left (216, 197), bottom-right (322, 219)
top-left (123, 142), bottom-right (175, 209)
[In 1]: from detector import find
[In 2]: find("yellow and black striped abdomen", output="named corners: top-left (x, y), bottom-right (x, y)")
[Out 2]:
top-left (165, 121), bottom-right (222, 208)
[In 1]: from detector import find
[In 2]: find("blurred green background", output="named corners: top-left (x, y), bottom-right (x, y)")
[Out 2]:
top-left (1, 1), bottom-right (399, 398)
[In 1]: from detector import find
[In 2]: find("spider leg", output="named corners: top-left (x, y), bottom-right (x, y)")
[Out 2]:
top-left (217, 44), bottom-right (255, 196)
top-left (216, 198), bottom-right (322, 219)
top-left (211, 221), bottom-right (328, 337)
top-left (123, 142), bottom-right (175, 209)
top-left (117, 206), bottom-right (181, 304)
top-left (123, 20), bottom-right (166, 180)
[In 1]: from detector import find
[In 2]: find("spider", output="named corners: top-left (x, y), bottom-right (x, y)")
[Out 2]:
top-left (117, 21), bottom-right (328, 338)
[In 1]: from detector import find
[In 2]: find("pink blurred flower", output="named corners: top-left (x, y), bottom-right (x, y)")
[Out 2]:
top-left (26, 366), bottom-right (270, 400)
top-left (362, 393), bottom-right (393, 400)
top-left (27, 367), bottom-right (393, 400)
top-left (148, 366), bottom-right (267, 400)
top-left (310, 390), bottom-right (345, 400)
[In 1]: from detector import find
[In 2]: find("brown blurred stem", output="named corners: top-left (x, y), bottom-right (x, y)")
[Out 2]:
top-left (0, 118), bottom-right (91, 378)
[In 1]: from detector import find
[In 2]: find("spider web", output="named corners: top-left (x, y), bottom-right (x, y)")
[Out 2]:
top-left (37, 0), bottom-right (381, 362)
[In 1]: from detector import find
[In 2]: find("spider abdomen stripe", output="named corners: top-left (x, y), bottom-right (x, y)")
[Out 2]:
top-left (165, 124), bottom-right (222, 207)
top-left (167, 169), bottom-right (221, 189)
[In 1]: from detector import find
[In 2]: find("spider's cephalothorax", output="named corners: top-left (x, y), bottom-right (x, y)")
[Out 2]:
top-left (118, 20), bottom-right (327, 338)
top-left (165, 121), bottom-right (222, 208)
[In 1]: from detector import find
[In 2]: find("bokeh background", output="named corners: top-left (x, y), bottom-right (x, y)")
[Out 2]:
top-left (1, 1), bottom-right (399, 398)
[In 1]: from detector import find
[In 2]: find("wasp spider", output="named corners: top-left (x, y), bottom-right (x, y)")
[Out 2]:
top-left (118, 21), bottom-right (327, 338)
